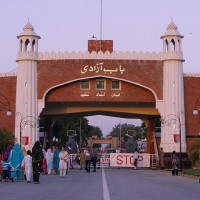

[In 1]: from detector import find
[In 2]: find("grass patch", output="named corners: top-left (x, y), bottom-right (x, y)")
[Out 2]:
top-left (182, 169), bottom-right (200, 176)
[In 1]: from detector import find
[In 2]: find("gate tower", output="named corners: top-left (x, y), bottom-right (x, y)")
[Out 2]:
top-left (15, 21), bottom-right (40, 148)
top-left (159, 20), bottom-right (186, 153)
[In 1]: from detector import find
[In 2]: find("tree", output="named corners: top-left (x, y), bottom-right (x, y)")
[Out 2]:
top-left (88, 126), bottom-right (102, 138)
top-left (0, 128), bottom-right (15, 152)
top-left (51, 117), bottom-right (103, 148)
top-left (109, 123), bottom-right (146, 142)
top-left (190, 139), bottom-right (200, 166)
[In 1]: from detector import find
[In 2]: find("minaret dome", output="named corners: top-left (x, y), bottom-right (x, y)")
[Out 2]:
top-left (17, 21), bottom-right (40, 53)
top-left (161, 20), bottom-right (183, 52)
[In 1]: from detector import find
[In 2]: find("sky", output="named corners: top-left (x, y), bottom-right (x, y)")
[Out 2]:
top-left (0, 0), bottom-right (200, 135)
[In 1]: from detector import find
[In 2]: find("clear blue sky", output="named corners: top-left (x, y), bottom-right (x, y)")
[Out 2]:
top-left (0, 0), bottom-right (199, 135)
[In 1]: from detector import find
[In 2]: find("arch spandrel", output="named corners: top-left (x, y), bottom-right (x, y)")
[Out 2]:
top-left (38, 59), bottom-right (163, 101)
top-left (39, 77), bottom-right (160, 118)
top-left (45, 78), bottom-right (156, 103)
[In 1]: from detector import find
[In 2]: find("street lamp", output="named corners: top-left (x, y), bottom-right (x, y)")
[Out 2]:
top-left (67, 130), bottom-right (77, 138)
top-left (126, 130), bottom-right (136, 138)
top-left (0, 93), bottom-right (12, 116)
top-left (79, 118), bottom-right (82, 148)
top-left (119, 123), bottom-right (122, 150)
top-left (193, 96), bottom-right (200, 134)
top-left (161, 114), bottom-right (182, 171)
top-left (52, 137), bottom-right (58, 145)
top-left (19, 115), bottom-right (38, 148)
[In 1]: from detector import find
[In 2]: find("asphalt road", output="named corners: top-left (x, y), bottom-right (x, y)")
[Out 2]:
top-left (0, 168), bottom-right (199, 200)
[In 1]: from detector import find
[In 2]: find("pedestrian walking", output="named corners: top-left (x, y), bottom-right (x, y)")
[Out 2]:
top-left (79, 149), bottom-right (85, 170)
top-left (32, 141), bottom-right (43, 184)
top-left (160, 147), bottom-right (165, 170)
top-left (21, 147), bottom-right (27, 180)
top-left (42, 148), bottom-right (48, 174)
top-left (90, 147), bottom-right (97, 172)
top-left (21, 150), bottom-right (32, 183)
top-left (8, 143), bottom-right (24, 182)
top-left (0, 149), bottom-right (2, 181)
top-left (4, 145), bottom-right (13, 161)
top-left (171, 151), bottom-right (179, 176)
top-left (53, 146), bottom-right (60, 174)
top-left (4, 145), bottom-right (12, 180)
top-left (85, 149), bottom-right (91, 172)
top-left (59, 147), bottom-right (68, 177)
top-left (133, 149), bottom-right (139, 169)
top-left (1, 158), bottom-right (9, 181)
top-left (46, 148), bottom-right (53, 175)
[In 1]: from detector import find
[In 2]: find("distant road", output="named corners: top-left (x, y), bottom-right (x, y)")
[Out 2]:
top-left (0, 168), bottom-right (199, 200)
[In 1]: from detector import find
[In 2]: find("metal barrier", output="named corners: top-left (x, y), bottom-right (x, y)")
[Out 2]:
top-left (70, 153), bottom-right (159, 169)
top-left (150, 154), bottom-right (159, 169)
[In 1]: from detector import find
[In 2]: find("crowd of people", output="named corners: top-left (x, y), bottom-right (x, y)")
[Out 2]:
top-left (0, 142), bottom-right (184, 184)
top-left (0, 142), bottom-right (100, 184)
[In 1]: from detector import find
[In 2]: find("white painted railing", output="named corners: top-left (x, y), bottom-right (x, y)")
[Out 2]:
top-left (70, 153), bottom-right (158, 169)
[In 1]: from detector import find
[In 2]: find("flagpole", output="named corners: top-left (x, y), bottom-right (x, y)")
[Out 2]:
top-left (100, 0), bottom-right (102, 51)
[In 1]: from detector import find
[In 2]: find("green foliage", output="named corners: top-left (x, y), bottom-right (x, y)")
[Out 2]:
top-left (88, 126), bottom-right (102, 138)
top-left (109, 123), bottom-right (146, 141)
top-left (0, 128), bottom-right (15, 152)
top-left (51, 117), bottom-right (103, 148)
top-left (190, 139), bottom-right (200, 166)
top-left (182, 169), bottom-right (200, 176)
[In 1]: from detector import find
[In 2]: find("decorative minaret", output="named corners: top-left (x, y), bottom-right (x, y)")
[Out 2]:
top-left (160, 20), bottom-right (186, 153)
top-left (15, 21), bottom-right (40, 149)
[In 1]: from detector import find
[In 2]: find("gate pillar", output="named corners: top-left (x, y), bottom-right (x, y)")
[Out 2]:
top-left (145, 119), bottom-right (155, 154)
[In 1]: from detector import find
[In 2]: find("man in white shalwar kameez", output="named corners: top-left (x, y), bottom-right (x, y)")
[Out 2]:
top-left (59, 147), bottom-right (68, 177)
top-left (21, 150), bottom-right (32, 183)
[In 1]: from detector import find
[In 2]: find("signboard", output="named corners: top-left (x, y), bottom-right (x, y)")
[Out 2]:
top-left (22, 136), bottom-right (29, 145)
top-left (173, 134), bottom-right (180, 143)
top-left (100, 158), bottom-right (110, 163)
top-left (110, 153), bottom-right (150, 168)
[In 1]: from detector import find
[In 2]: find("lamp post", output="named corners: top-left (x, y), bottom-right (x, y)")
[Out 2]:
top-left (19, 115), bottom-right (38, 148)
top-left (192, 96), bottom-right (200, 134)
top-left (0, 93), bottom-right (12, 116)
top-left (52, 136), bottom-right (58, 146)
top-left (161, 114), bottom-right (182, 172)
top-left (67, 130), bottom-right (77, 138)
top-left (126, 130), bottom-right (137, 152)
top-left (126, 130), bottom-right (136, 138)
top-left (119, 123), bottom-right (122, 150)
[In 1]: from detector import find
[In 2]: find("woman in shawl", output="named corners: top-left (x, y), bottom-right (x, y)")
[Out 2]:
top-left (42, 149), bottom-right (48, 175)
top-left (4, 145), bottom-right (13, 180)
top-left (4, 145), bottom-right (13, 160)
top-left (32, 141), bottom-right (43, 184)
top-left (53, 146), bottom-right (60, 174)
top-left (46, 148), bottom-right (53, 174)
top-left (8, 143), bottom-right (24, 182)
top-left (0, 149), bottom-right (2, 180)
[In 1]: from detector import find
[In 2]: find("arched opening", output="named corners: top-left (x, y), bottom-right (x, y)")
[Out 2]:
top-left (178, 39), bottom-right (181, 51)
top-left (165, 39), bottom-right (168, 51)
top-left (32, 39), bottom-right (36, 52)
top-left (39, 77), bottom-right (160, 156)
top-left (171, 39), bottom-right (175, 51)
top-left (20, 39), bottom-right (23, 51)
top-left (25, 39), bottom-right (30, 52)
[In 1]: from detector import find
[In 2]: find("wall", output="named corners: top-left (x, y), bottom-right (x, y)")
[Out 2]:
top-left (0, 75), bottom-right (17, 133)
top-left (38, 59), bottom-right (163, 100)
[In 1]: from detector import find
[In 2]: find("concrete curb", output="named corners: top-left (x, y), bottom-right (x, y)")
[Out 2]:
top-left (159, 169), bottom-right (200, 180)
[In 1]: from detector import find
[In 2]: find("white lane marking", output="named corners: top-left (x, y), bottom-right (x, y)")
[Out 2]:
top-left (102, 167), bottom-right (111, 200)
